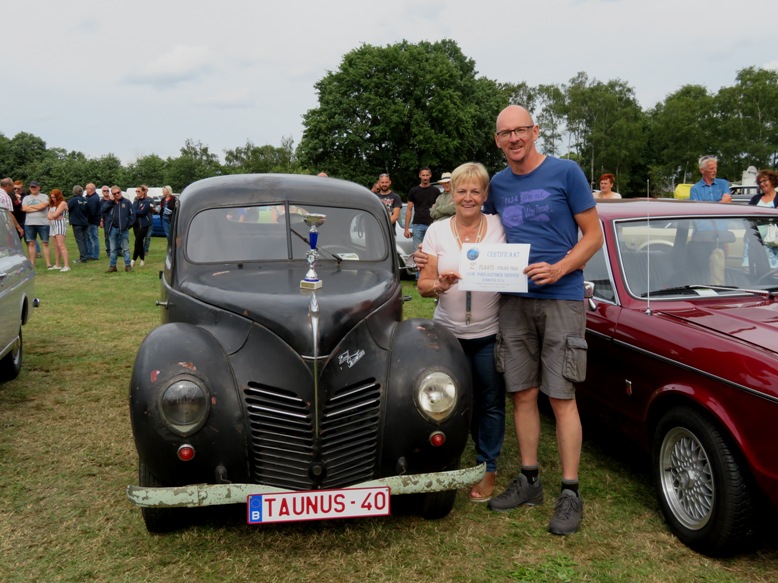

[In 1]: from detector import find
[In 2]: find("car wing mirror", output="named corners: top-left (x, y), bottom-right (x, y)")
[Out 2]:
top-left (583, 281), bottom-right (597, 311)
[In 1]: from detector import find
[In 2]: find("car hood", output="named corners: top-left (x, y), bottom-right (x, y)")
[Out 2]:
top-left (177, 264), bottom-right (399, 356)
top-left (658, 298), bottom-right (778, 352)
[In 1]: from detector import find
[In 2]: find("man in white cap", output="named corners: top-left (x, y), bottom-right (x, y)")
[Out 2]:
top-left (430, 172), bottom-right (455, 221)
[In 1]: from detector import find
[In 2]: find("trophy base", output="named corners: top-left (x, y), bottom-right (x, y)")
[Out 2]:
top-left (300, 279), bottom-right (322, 290)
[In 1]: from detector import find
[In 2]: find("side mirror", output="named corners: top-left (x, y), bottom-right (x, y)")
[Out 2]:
top-left (583, 281), bottom-right (596, 311)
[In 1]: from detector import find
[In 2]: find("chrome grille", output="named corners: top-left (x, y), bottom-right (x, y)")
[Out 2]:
top-left (244, 379), bottom-right (381, 490)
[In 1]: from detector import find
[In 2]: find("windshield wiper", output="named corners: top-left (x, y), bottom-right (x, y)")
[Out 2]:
top-left (641, 284), bottom-right (777, 299)
top-left (290, 227), bottom-right (342, 264)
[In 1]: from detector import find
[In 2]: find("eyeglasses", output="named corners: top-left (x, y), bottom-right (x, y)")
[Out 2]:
top-left (111, 191), bottom-right (121, 196)
top-left (496, 125), bottom-right (535, 141)
top-left (102, 189), bottom-right (109, 193)
top-left (757, 179), bottom-right (770, 186)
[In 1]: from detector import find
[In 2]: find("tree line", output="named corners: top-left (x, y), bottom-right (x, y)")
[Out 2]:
top-left (2, 40), bottom-right (777, 197)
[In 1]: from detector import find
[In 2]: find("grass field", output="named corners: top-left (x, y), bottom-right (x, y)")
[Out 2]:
top-left (0, 235), bottom-right (776, 582)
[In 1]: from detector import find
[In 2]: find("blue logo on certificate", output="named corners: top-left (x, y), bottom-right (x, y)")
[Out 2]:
top-left (466, 248), bottom-right (480, 261)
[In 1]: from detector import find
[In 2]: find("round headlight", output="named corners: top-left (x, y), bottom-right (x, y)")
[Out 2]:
top-left (415, 371), bottom-right (458, 422)
top-left (160, 380), bottom-right (209, 436)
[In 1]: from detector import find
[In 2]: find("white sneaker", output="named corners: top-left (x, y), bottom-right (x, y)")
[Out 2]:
top-left (47, 265), bottom-right (61, 270)
top-left (131, 260), bottom-right (135, 267)
top-left (140, 260), bottom-right (145, 267)
top-left (60, 266), bottom-right (71, 272)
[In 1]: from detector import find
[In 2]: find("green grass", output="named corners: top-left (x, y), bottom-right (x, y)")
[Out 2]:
top-left (0, 235), bottom-right (776, 582)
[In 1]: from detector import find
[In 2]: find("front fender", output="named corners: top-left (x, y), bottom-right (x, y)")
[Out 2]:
top-left (382, 318), bottom-right (472, 475)
top-left (130, 322), bottom-right (249, 485)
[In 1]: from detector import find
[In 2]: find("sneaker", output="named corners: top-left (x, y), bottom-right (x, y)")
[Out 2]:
top-left (488, 474), bottom-right (544, 512)
top-left (106, 266), bottom-right (117, 273)
top-left (60, 266), bottom-right (71, 272)
top-left (130, 260), bottom-right (135, 267)
top-left (140, 259), bottom-right (145, 267)
top-left (125, 265), bottom-right (133, 272)
top-left (548, 489), bottom-right (583, 535)
top-left (47, 265), bottom-right (60, 270)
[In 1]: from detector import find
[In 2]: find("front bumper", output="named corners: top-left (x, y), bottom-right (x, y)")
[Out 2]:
top-left (127, 463), bottom-right (486, 508)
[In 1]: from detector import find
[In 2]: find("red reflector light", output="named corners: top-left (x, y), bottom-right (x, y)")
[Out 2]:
top-left (429, 431), bottom-right (446, 447)
top-left (177, 444), bottom-right (196, 461)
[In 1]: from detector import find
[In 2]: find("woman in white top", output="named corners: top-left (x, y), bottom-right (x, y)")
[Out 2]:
top-left (594, 173), bottom-right (621, 199)
top-left (418, 162), bottom-right (506, 502)
top-left (47, 188), bottom-right (71, 272)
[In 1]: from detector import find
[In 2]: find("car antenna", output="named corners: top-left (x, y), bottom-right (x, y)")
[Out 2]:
top-left (645, 190), bottom-right (653, 316)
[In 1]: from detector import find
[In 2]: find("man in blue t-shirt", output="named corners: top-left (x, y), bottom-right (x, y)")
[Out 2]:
top-left (690, 155), bottom-right (732, 203)
top-left (483, 105), bottom-right (602, 536)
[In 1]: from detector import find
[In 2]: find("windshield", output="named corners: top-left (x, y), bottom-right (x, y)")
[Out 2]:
top-left (612, 217), bottom-right (778, 297)
top-left (186, 204), bottom-right (388, 264)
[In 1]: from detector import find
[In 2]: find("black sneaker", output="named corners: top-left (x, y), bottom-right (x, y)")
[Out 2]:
top-left (487, 474), bottom-right (543, 512)
top-left (548, 489), bottom-right (583, 535)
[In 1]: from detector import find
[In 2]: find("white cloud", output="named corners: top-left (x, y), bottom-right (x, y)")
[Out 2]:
top-left (124, 45), bottom-right (214, 88)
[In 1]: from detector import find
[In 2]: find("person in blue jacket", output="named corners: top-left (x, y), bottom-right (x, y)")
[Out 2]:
top-left (104, 186), bottom-right (135, 273)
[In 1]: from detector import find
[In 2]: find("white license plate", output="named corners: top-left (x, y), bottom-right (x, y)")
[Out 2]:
top-left (247, 487), bottom-right (391, 524)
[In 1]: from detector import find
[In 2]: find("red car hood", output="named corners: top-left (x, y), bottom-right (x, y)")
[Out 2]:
top-left (658, 298), bottom-right (778, 352)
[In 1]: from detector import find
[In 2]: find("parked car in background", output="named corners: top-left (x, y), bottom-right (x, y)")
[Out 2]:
top-left (395, 203), bottom-right (415, 277)
top-left (579, 199), bottom-right (778, 556)
top-left (0, 209), bottom-right (37, 381)
top-left (127, 174), bottom-right (481, 532)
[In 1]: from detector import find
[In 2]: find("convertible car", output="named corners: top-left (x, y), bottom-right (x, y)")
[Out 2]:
top-left (127, 174), bottom-right (481, 532)
top-left (580, 199), bottom-right (778, 556)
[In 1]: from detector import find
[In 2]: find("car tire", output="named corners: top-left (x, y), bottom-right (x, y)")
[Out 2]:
top-left (420, 489), bottom-right (457, 520)
top-left (0, 326), bottom-right (23, 382)
top-left (138, 461), bottom-right (187, 533)
top-left (652, 407), bottom-right (755, 556)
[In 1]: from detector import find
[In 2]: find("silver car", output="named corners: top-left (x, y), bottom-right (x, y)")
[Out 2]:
top-left (0, 209), bottom-right (37, 381)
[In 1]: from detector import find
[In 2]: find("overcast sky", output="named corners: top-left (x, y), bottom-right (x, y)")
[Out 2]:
top-left (4, 0), bottom-right (775, 165)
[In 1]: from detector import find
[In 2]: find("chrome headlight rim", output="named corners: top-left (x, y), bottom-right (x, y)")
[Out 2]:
top-left (414, 369), bottom-right (458, 423)
top-left (157, 376), bottom-right (211, 437)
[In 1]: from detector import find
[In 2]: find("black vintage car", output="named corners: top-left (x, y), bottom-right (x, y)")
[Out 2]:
top-left (127, 174), bottom-right (482, 532)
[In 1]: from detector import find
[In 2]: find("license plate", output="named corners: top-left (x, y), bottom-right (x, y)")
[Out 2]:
top-left (247, 486), bottom-right (391, 524)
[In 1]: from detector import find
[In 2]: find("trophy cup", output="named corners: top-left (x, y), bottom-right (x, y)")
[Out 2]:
top-left (300, 214), bottom-right (327, 290)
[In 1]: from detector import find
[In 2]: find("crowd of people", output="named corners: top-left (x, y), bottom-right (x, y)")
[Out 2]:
top-left (0, 178), bottom-right (176, 273)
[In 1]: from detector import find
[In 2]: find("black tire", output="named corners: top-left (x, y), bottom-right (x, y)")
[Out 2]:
top-left (138, 461), bottom-right (188, 533)
top-left (0, 326), bottom-right (23, 382)
top-left (652, 407), bottom-right (755, 556)
top-left (420, 489), bottom-right (457, 520)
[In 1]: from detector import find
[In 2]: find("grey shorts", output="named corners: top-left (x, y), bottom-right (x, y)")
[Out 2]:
top-left (495, 296), bottom-right (587, 400)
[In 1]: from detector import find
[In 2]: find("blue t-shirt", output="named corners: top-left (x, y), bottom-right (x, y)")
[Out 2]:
top-left (690, 178), bottom-right (729, 201)
top-left (484, 156), bottom-right (595, 300)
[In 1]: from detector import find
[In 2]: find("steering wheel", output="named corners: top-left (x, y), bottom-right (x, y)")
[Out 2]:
top-left (753, 268), bottom-right (778, 287)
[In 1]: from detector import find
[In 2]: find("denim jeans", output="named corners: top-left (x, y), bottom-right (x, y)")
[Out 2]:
top-left (71, 224), bottom-right (89, 261)
top-left (109, 226), bottom-right (131, 267)
top-left (458, 334), bottom-right (505, 472)
top-left (411, 224), bottom-right (428, 280)
top-left (87, 224), bottom-right (100, 259)
top-left (162, 217), bottom-right (171, 239)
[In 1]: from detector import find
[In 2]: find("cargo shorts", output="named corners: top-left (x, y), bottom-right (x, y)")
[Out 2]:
top-left (495, 296), bottom-right (587, 400)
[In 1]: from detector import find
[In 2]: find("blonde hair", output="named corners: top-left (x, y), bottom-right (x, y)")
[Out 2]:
top-left (450, 162), bottom-right (490, 193)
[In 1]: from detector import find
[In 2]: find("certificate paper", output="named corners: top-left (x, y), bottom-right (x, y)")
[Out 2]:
top-left (458, 243), bottom-right (530, 293)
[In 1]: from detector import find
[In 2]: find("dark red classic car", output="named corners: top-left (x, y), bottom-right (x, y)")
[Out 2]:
top-left (580, 199), bottom-right (778, 556)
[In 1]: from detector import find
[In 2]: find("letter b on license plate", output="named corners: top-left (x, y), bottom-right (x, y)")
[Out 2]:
top-left (247, 487), bottom-right (390, 524)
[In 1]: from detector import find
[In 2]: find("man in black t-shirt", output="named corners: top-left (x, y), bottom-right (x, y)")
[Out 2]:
top-left (405, 167), bottom-right (438, 274)
top-left (375, 173), bottom-right (402, 225)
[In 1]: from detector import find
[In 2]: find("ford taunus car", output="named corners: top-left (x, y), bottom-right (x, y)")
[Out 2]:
top-left (0, 208), bottom-right (37, 382)
top-left (127, 174), bottom-right (481, 532)
top-left (580, 199), bottom-right (778, 556)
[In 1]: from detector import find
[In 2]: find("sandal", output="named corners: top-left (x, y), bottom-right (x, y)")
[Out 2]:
top-left (469, 471), bottom-right (496, 503)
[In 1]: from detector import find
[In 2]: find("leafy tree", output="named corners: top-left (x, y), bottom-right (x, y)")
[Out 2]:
top-left (122, 154), bottom-right (168, 188)
top-left (715, 66), bottom-right (778, 180)
top-left (223, 136), bottom-right (301, 175)
top-left (164, 139), bottom-right (223, 192)
top-left (298, 40), bottom-right (510, 193)
top-left (648, 85), bottom-right (715, 186)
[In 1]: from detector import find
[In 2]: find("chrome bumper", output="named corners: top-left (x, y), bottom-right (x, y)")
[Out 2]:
top-left (127, 463), bottom-right (486, 508)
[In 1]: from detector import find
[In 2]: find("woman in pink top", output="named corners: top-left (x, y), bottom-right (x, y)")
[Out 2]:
top-left (418, 162), bottom-right (506, 502)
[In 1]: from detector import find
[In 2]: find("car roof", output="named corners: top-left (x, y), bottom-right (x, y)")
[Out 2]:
top-left (178, 174), bottom-right (386, 219)
top-left (594, 198), bottom-right (778, 220)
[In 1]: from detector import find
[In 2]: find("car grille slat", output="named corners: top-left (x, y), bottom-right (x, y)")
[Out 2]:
top-left (243, 380), bottom-right (381, 490)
